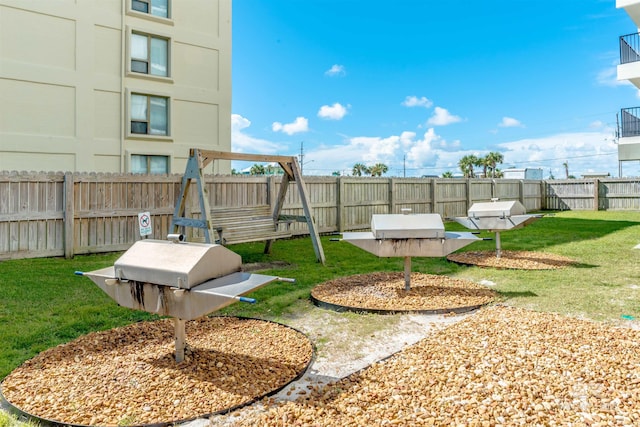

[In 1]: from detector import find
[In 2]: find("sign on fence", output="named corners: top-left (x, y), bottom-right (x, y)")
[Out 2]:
top-left (138, 212), bottom-right (152, 237)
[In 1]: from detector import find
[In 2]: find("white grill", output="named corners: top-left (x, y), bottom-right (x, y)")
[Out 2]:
top-left (342, 213), bottom-right (480, 289)
top-left (452, 200), bottom-right (542, 257)
top-left (78, 237), bottom-right (293, 361)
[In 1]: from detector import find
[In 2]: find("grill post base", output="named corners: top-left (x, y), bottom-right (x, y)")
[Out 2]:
top-left (404, 256), bottom-right (411, 291)
top-left (175, 318), bottom-right (186, 362)
top-left (495, 231), bottom-right (502, 258)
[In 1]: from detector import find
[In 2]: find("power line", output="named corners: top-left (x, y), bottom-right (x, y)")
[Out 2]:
top-left (506, 151), bottom-right (617, 166)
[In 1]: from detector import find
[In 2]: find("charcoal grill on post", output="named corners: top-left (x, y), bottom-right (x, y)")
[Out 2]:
top-left (76, 235), bottom-right (294, 362)
top-left (452, 199), bottom-right (543, 258)
top-left (341, 212), bottom-right (480, 290)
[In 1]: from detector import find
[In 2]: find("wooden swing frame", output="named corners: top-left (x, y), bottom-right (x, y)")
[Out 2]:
top-left (171, 149), bottom-right (326, 264)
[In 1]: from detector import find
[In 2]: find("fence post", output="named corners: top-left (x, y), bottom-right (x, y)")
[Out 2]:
top-left (337, 177), bottom-right (344, 232)
top-left (593, 178), bottom-right (600, 211)
top-left (519, 180), bottom-right (525, 206)
top-left (389, 178), bottom-right (396, 214)
top-left (540, 181), bottom-right (547, 210)
top-left (431, 179), bottom-right (438, 214)
top-left (63, 172), bottom-right (74, 259)
top-left (267, 175), bottom-right (276, 210)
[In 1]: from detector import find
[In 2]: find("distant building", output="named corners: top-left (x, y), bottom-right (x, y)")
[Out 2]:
top-left (581, 172), bottom-right (611, 179)
top-left (502, 168), bottom-right (543, 180)
top-left (0, 0), bottom-right (232, 174)
top-left (239, 163), bottom-right (284, 175)
top-left (616, 1), bottom-right (640, 177)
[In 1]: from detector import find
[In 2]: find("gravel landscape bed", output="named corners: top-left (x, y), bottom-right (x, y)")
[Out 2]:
top-left (235, 305), bottom-right (640, 426)
top-left (311, 272), bottom-right (499, 312)
top-left (447, 250), bottom-right (577, 270)
top-left (1, 317), bottom-right (313, 426)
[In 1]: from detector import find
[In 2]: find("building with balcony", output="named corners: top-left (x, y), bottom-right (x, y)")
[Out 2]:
top-left (617, 0), bottom-right (640, 176)
top-left (0, 0), bottom-right (232, 174)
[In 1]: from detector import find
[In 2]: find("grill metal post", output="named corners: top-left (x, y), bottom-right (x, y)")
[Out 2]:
top-left (404, 256), bottom-right (411, 291)
top-left (495, 231), bottom-right (502, 258)
top-left (175, 318), bottom-right (186, 363)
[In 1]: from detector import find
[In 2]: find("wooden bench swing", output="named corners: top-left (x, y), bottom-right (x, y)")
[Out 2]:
top-left (171, 149), bottom-right (326, 264)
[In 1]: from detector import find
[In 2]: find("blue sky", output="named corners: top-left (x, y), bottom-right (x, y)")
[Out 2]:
top-left (231, 1), bottom-right (640, 178)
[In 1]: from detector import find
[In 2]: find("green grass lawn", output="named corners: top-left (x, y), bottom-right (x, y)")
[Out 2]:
top-left (1, 210), bottom-right (640, 381)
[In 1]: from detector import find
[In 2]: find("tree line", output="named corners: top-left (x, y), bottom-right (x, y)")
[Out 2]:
top-left (454, 151), bottom-right (504, 178)
top-left (351, 162), bottom-right (389, 177)
top-left (234, 151), bottom-right (505, 178)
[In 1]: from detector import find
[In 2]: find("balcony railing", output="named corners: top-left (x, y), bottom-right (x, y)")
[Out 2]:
top-left (620, 33), bottom-right (640, 64)
top-left (620, 107), bottom-right (640, 137)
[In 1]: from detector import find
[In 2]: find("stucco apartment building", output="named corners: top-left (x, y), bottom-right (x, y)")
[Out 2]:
top-left (617, 0), bottom-right (640, 176)
top-left (0, 0), bottom-right (232, 174)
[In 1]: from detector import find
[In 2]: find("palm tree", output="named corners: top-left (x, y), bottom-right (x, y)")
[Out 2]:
top-left (441, 171), bottom-right (454, 178)
top-left (474, 156), bottom-right (487, 178)
top-left (250, 163), bottom-right (265, 175)
top-left (458, 154), bottom-right (479, 178)
top-left (479, 156), bottom-right (490, 178)
top-left (265, 163), bottom-right (282, 175)
top-left (485, 151), bottom-right (504, 178)
top-left (369, 163), bottom-right (388, 177)
top-left (562, 161), bottom-right (569, 179)
top-left (352, 163), bottom-right (369, 176)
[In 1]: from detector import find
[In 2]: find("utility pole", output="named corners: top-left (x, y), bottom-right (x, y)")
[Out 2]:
top-left (403, 154), bottom-right (406, 178)
top-left (299, 141), bottom-right (305, 174)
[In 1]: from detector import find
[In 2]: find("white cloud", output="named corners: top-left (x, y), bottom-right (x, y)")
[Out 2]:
top-left (350, 135), bottom-right (400, 163)
top-left (402, 96), bottom-right (433, 108)
top-left (318, 103), bottom-right (348, 120)
top-left (306, 128), bottom-right (462, 176)
top-left (496, 131), bottom-right (618, 177)
top-left (498, 117), bottom-right (524, 128)
top-left (426, 107), bottom-right (462, 126)
top-left (232, 113), bottom-right (251, 131)
top-left (399, 131), bottom-right (416, 149)
top-left (272, 116), bottom-right (309, 135)
top-left (231, 114), bottom-right (286, 153)
top-left (235, 113), bottom-right (622, 178)
top-left (306, 129), bottom-right (621, 178)
top-left (405, 129), bottom-right (442, 164)
top-left (325, 64), bottom-right (346, 77)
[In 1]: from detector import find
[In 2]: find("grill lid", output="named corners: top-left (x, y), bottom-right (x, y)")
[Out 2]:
top-left (468, 200), bottom-right (526, 218)
top-left (113, 239), bottom-right (241, 289)
top-left (342, 230), bottom-right (480, 257)
top-left (371, 213), bottom-right (445, 239)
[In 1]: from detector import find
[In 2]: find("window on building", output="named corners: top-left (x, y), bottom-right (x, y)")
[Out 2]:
top-left (131, 154), bottom-right (169, 174)
top-left (130, 94), bottom-right (168, 136)
top-left (131, 0), bottom-right (169, 18)
top-left (131, 33), bottom-right (168, 77)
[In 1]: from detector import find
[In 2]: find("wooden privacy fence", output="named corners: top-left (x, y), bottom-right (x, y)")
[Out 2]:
top-left (544, 179), bottom-right (640, 210)
top-left (1, 171), bottom-right (639, 260)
